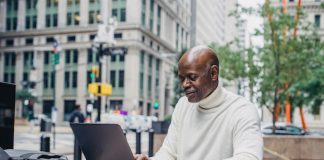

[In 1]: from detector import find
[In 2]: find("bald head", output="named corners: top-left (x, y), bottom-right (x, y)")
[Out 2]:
top-left (177, 45), bottom-right (219, 102)
top-left (179, 45), bottom-right (219, 70)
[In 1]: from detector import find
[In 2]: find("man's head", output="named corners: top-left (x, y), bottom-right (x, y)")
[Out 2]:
top-left (178, 45), bottom-right (219, 103)
top-left (75, 104), bottom-right (81, 111)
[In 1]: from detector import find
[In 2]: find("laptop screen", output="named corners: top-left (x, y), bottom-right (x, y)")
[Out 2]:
top-left (0, 82), bottom-right (16, 149)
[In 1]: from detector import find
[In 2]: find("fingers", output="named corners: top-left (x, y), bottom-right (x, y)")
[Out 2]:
top-left (134, 154), bottom-right (149, 160)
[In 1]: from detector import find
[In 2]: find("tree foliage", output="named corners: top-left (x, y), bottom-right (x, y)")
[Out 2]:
top-left (220, 1), bottom-right (324, 118)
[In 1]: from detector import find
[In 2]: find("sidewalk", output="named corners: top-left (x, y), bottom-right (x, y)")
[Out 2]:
top-left (14, 119), bottom-right (149, 159)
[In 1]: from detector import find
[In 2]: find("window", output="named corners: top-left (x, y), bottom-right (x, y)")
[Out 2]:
top-left (119, 55), bottom-right (124, 62)
top-left (23, 51), bottom-right (34, 66)
top-left (150, 41), bottom-right (153, 47)
top-left (25, 0), bottom-right (38, 29)
top-left (64, 100), bottom-right (76, 121)
top-left (65, 50), bottom-right (71, 63)
top-left (67, 35), bottom-right (76, 42)
top-left (90, 34), bottom-right (96, 40)
top-left (44, 72), bottom-right (49, 88)
top-left (23, 73), bottom-right (28, 81)
top-left (149, 55), bottom-right (153, 68)
top-left (148, 75), bottom-right (151, 93)
top-left (149, 0), bottom-right (154, 32)
top-left (72, 71), bottom-right (77, 88)
top-left (157, 5), bottom-right (161, 36)
top-left (114, 33), bottom-right (123, 39)
top-left (43, 100), bottom-right (54, 117)
top-left (46, 14), bottom-right (51, 27)
top-left (26, 38), bottom-right (33, 45)
top-left (46, 37), bottom-right (54, 44)
top-left (110, 70), bottom-right (116, 87)
top-left (119, 70), bottom-right (124, 87)
top-left (4, 52), bottom-right (16, 67)
top-left (6, 0), bottom-right (18, 31)
top-left (315, 15), bottom-right (321, 28)
top-left (73, 50), bottom-right (78, 63)
top-left (87, 49), bottom-right (93, 63)
top-left (120, 8), bottom-right (126, 22)
top-left (65, 71), bottom-right (70, 88)
top-left (112, 9), bottom-right (118, 17)
top-left (6, 39), bottom-right (14, 47)
top-left (140, 50), bottom-right (145, 65)
top-left (51, 71), bottom-right (55, 88)
top-left (141, 0), bottom-right (146, 25)
top-left (111, 0), bottom-right (127, 22)
top-left (45, 1), bottom-right (58, 28)
top-left (111, 55), bottom-right (116, 62)
top-left (142, 36), bottom-right (145, 42)
top-left (44, 51), bottom-right (50, 65)
top-left (140, 72), bottom-right (144, 91)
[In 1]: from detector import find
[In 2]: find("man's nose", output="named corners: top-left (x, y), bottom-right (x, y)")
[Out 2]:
top-left (181, 78), bottom-right (191, 88)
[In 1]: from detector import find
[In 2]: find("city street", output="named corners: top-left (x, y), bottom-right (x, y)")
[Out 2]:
top-left (14, 122), bottom-right (149, 159)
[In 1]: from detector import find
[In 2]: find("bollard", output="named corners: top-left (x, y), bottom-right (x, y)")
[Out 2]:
top-left (74, 138), bottom-right (82, 160)
top-left (135, 129), bottom-right (141, 154)
top-left (148, 129), bottom-right (154, 157)
top-left (40, 134), bottom-right (50, 152)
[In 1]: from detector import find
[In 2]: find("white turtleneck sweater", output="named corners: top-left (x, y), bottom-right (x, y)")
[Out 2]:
top-left (151, 86), bottom-right (263, 160)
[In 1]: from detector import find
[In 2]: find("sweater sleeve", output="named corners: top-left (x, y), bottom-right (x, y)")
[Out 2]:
top-left (150, 98), bottom-right (184, 160)
top-left (225, 103), bottom-right (263, 160)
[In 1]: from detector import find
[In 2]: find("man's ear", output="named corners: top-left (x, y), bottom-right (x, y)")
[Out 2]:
top-left (210, 65), bottom-right (218, 81)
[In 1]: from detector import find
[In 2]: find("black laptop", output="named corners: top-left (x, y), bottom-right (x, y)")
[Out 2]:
top-left (70, 123), bottom-right (134, 160)
top-left (0, 82), bottom-right (16, 149)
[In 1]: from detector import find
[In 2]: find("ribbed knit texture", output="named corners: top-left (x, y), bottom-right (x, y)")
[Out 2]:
top-left (152, 86), bottom-right (263, 160)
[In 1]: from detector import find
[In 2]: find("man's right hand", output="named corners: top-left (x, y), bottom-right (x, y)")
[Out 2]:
top-left (134, 154), bottom-right (149, 160)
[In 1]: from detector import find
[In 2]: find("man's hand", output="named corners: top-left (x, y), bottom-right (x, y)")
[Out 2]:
top-left (134, 154), bottom-right (149, 160)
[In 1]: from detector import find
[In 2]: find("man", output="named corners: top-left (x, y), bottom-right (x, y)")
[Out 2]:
top-left (135, 45), bottom-right (263, 160)
top-left (69, 104), bottom-right (85, 123)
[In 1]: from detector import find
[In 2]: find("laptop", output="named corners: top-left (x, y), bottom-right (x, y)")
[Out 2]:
top-left (0, 82), bottom-right (16, 149)
top-left (70, 123), bottom-right (134, 160)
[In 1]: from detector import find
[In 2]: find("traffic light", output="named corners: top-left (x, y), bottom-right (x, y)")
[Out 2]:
top-left (100, 84), bottom-right (112, 96)
top-left (88, 83), bottom-right (112, 96)
top-left (88, 83), bottom-right (98, 94)
top-left (90, 66), bottom-right (99, 79)
top-left (153, 101), bottom-right (159, 109)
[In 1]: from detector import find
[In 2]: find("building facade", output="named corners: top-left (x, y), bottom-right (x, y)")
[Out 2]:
top-left (190, 0), bottom-right (238, 46)
top-left (0, 0), bottom-right (191, 123)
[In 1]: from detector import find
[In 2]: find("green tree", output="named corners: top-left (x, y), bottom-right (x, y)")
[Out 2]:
top-left (231, 0), bottom-right (324, 131)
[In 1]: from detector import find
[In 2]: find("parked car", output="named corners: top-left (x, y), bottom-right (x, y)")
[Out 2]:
top-left (261, 123), bottom-right (306, 135)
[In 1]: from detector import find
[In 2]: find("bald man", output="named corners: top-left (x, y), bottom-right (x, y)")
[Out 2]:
top-left (135, 45), bottom-right (263, 160)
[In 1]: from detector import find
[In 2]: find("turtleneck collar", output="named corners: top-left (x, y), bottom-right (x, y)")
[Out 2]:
top-left (197, 85), bottom-right (226, 112)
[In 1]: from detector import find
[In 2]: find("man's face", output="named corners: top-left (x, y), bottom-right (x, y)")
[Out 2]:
top-left (178, 56), bottom-right (216, 103)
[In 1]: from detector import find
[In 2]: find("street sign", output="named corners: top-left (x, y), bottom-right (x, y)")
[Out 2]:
top-left (103, 47), bottom-right (128, 56)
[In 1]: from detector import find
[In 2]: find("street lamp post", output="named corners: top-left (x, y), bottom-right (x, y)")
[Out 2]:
top-left (92, 18), bottom-right (117, 122)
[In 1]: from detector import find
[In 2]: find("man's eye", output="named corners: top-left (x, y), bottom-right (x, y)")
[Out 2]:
top-left (188, 75), bottom-right (198, 81)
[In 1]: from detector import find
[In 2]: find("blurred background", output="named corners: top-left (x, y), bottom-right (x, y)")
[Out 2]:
top-left (0, 0), bottom-right (323, 159)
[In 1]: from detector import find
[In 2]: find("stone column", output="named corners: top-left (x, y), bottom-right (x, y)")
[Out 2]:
top-left (55, 50), bottom-right (65, 123)
top-left (17, 0), bottom-right (26, 31)
top-left (76, 48), bottom-right (87, 110)
top-left (80, 0), bottom-right (89, 26)
top-left (124, 47), bottom-right (140, 111)
top-left (36, 0), bottom-right (46, 29)
top-left (58, 0), bottom-right (67, 27)
top-left (126, 0), bottom-right (141, 24)
top-left (0, 1), bottom-right (7, 32)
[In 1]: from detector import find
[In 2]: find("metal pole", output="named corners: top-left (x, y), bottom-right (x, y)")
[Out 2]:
top-left (148, 129), bottom-right (154, 157)
top-left (73, 138), bottom-right (82, 160)
top-left (96, 44), bottom-right (103, 122)
top-left (135, 129), bottom-right (141, 154)
top-left (53, 123), bottom-right (56, 149)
